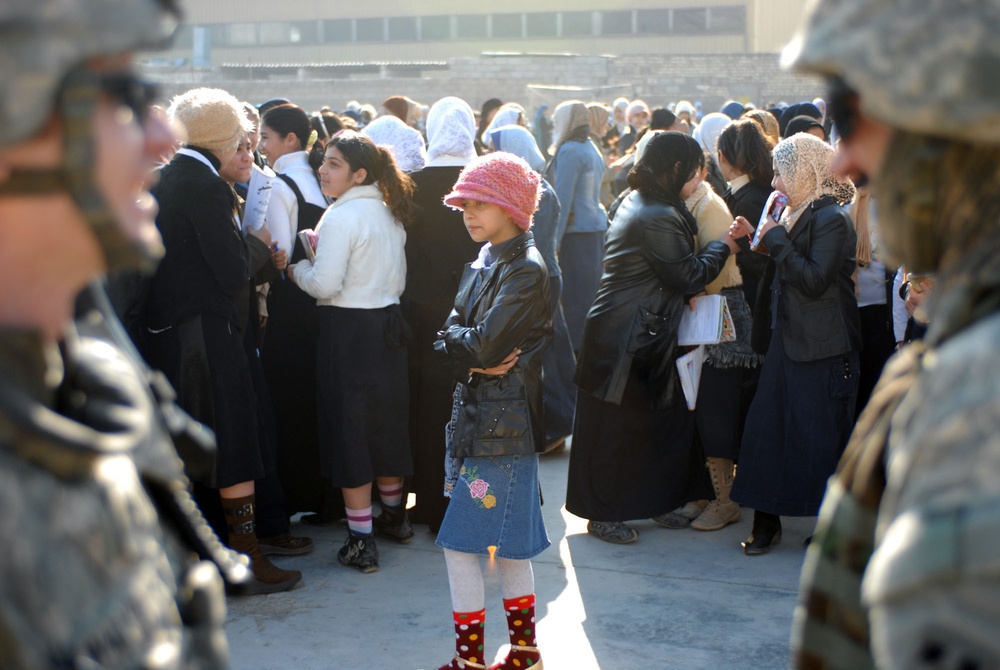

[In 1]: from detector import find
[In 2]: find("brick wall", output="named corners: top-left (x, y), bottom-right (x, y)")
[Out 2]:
top-left (147, 52), bottom-right (825, 115)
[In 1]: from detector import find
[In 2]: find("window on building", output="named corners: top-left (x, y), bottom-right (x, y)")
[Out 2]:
top-left (709, 6), bottom-right (746, 33)
top-left (420, 15), bottom-right (451, 40)
top-left (209, 24), bottom-right (227, 47)
top-left (457, 14), bottom-right (488, 39)
top-left (601, 10), bottom-right (633, 35)
top-left (525, 12), bottom-right (557, 38)
top-left (290, 21), bottom-right (319, 44)
top-left (324, 19), bottom-right (353, 43)
top-left (356, 17), bottom-right (384, 42)
top-left (562, 11), bottom-right (593, 37)
top-left (492, 13), bottom-right (522, 39)
top-left (259, 22), bottom-right (288, 45)
top-left (674, 8), bottom-right (708, 34)
top-left (389, 16), bottom-right (417, 41)
top-left (636, 9), bottom-right (670, 35)
top-left (173, 25), bottom-right (194, 49)
top-left (228, 23), bottom-right (258, 46)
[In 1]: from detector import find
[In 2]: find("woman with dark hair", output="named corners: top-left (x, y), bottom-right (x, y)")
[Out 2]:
top-left (566, 131), bottom-right (742, 544)
top-left (257, 103), bottom-right (334, 522)
top-left (288, 130), bottom-right (415, 572)
top-left (717, 118), bottom-right (776, 316)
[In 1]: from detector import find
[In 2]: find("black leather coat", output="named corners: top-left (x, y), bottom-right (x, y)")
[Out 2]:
top-left (758, 195), bottom-right (862, 362)
top-left (434, 232), bottom-right (552, 458)
top-left (574, 190), bottom-right (731, 409)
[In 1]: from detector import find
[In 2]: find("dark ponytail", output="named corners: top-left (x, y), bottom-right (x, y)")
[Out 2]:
top-left (261, 104), bottom-right (312, 151)
top-left (326, 130), bottom-right (415, 224)
top-left (717, 119), bottom-right (774, 188)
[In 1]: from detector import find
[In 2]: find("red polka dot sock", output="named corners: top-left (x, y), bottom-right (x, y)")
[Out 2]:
top-left (490, 595), bottom-right (542, 669)
top-left (437, 608), bottom-right (487, 670)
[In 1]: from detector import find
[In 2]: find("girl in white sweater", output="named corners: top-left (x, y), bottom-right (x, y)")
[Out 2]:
top-left (289, 130), bottom-right (416, 572)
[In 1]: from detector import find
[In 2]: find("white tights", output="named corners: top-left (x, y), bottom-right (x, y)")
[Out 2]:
top-left (443, 548), bottom-right (535, 612)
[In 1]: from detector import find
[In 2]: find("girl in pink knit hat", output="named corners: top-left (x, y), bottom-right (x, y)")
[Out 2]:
top-left (431, 152), bottom-right (552, 670)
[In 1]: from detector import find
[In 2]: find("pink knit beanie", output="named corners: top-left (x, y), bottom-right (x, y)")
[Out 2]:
top-left (443, 152), bottom-right (541, 231)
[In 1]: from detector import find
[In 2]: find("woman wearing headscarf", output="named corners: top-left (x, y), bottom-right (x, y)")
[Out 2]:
top-left (479, 102), bottom-right (527, 150)
top-left (730, 133), bottom-right (860, 555)
top-left (566, 132), bottom-right (742, 544)
top-left (491, 124), bottom-right (576, 449)
top-left (363, 114), bottom-right (427, 173)
top-left (545, 100), bottom-right (608, 351)
top-left (693, 112), bottom-right (732, 196)
top-left (402, 97), bottom-right (484, 531)
top-left (532, 103), bottom-right (554, 159)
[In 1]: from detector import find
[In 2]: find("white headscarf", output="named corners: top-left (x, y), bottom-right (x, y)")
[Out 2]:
top-left (425, 96), bottom-right (477, 166)
top-left (693, 112), bottom-right (732, 163)
top-left (481, 102), bottom-right (526, 147)
top-left (362, 114), bottom-right (427, 173)
top-left (773, 133), bottom-right (856, 230)
top-left (489, 124), bottom-right (546, 173)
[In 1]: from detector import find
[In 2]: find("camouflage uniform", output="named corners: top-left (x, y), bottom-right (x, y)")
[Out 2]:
top-left (0, 0), bottom-right (245, 666)
top-left (0, 288), bottom-right (245, 668)
top-left (785, 1), bottom-right (1000, 669)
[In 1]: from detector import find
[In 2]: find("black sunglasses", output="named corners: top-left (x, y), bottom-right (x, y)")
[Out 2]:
top-left (826, 77), bottom-right (859, 142)
top-left (100, 73), bottom-right (160, 123)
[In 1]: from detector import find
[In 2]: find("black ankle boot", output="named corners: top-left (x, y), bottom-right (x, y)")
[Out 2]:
top-left (373, 505), bottom-right (414, 543)
top-left (743, 511), bottom-right (781, 555)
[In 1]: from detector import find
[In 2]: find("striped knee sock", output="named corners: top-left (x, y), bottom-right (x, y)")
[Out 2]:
top-left (346, 506), bottom-right (373, 536)
top-left (378, 482), bottom-right (404, 509)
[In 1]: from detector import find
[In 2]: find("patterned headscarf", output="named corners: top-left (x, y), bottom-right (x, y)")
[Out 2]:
top-left (773, 133), bottom-right (856, 230)
top-left (362, 114), bottom-right (427, 173)
top-left (425, 96), bottom-right (477, 165)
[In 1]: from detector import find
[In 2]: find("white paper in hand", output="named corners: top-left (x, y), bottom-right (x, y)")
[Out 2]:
top-left (676, 345), bottom-right (707, 410)
top-left (243, 164), bottom-right (275, 233)
top-left (678, 295), bottom-right (734, 345)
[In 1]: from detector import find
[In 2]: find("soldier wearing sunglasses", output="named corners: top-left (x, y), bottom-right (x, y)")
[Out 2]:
top-left (785, 1), bottom-right (1000, 669)
top-left (0, 0), bottom-right (244, 666)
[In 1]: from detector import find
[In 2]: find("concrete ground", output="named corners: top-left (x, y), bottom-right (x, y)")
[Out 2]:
top-left (226, 443), bottom-right (814, 669)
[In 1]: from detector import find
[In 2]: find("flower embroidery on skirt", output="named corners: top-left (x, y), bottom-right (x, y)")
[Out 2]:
top-left (460, 465), bottom-right (497, 509)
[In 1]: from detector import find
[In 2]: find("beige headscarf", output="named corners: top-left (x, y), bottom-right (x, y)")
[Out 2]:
top-left (550, 100), bottom-right (590, 154)
top-left (773, 133), bottom-right (856, 231)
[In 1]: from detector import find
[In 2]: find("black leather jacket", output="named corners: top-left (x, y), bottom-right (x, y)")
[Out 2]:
top-left (434, 232), bottom-right (552, 458)
top-left (760, 195), bottom-right (862, 362)
top-left (575, 190), bottom-right (730, 409)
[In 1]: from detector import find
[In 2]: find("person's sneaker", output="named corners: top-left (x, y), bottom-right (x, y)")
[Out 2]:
top-left (652, 500), bottom-right (709, 529)
top-left (338, 534), bottom-right (379, 573)
top-left (586, 520), bottom-right (638, 544)
top-left (373, 505), bottom-right (414, 544)
top-left (258, 532), bottom-right (315, 556)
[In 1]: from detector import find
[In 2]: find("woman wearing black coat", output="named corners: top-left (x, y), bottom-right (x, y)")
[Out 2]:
top-left (566, 132), bottom-right (742, 544)
top-left (730, 133), bottom-right (861, 555)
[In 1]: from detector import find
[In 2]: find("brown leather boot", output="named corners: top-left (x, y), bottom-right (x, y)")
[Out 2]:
top-left (222, 494), bottom-right (302, 595)
top-left (691, 458), bottom-right (741, 531)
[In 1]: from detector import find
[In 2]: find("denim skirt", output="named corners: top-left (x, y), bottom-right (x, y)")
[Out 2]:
top-left (436, 453), bottom-right (550, 560)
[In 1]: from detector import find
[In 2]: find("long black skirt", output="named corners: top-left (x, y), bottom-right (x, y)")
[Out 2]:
top-left (731, 330), bottom-right (860, 517)
top-left (317, 305), bottom-right (413, 488)
top-left (566, 372), bottom-right (711, 522)
top-left (147, 312), bottom-right (263, 488)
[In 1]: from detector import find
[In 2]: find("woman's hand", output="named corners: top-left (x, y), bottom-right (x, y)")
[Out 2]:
top-left (470, 348), bottom-right (521, 377)
top-left (688, 291), bottom-right (707, 312)
top-left (271, 247), bottom-right (288, 271)
top-left (724, 216), bottom-right (755, 253)
top-left (756, 214), bottom-right (781, 240)
top-left (250, 224), bottom-right (273, 247)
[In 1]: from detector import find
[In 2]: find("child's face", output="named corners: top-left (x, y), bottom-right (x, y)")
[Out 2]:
top-left (319, 145), bottom-right (366, 199)
top-left (461, 200), bottom-right (521, 246)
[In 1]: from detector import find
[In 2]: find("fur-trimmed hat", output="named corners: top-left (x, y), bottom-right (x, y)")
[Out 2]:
top-left (443, 152), bottom-right (540, 231)
top-left (168, 88), bottom-right (252, 155)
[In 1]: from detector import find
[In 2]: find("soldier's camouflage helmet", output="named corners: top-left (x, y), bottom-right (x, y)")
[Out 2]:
top-left (0, 0), bottom-right (179, 150)
top-left (782, 0), bottom-right (1000, 145)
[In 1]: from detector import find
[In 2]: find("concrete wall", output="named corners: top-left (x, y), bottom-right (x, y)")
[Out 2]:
top-left (146, 52), bottom-right (825, 115)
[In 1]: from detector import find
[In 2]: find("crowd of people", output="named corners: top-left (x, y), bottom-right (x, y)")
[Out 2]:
top-left (3, 0), bottom-right (997, 668)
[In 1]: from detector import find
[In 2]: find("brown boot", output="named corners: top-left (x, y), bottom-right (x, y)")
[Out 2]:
top-left (222, 494), bottom-right (302, 595)
top-left (691, 458), bottom-right (741, 531)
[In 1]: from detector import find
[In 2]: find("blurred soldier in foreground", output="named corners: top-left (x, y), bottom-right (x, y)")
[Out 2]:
top-left (786, 1), bottom-right (1000, 668)
top-left (0, 0), bottom-right (245, 666)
